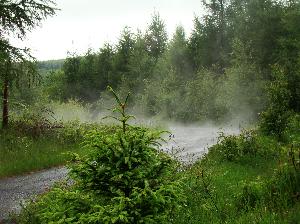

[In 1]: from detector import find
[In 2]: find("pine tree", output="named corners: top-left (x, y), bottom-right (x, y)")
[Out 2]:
top-left (0, 0), bottom-right (56, 128)
top-left (145, 12), bottom-right (168, 60)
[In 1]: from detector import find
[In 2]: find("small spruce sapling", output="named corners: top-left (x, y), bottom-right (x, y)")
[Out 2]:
top-left (103, 86), bottom-right (135, 133)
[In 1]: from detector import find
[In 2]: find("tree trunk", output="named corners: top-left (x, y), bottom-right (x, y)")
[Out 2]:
top-left (219, 0), bottom-right (225, 73)
top-left (2, 76), bottom-right (9, 129)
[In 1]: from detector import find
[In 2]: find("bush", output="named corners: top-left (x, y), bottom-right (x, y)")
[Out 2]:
top-left (260, 66), bottom-right (292, 140)
top-left (285, 114), bottom-right (300, 143)
top-left (18, 127), bottom-right (183, 224)
top-left (214, 130), bottom-right (260, 162)
top-left (215, 133), bottom-right (240, 161)
top-left (18, 87), bottom-right (184, 224)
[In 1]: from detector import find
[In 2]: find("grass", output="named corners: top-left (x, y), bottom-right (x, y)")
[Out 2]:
top-left (173, 132), bottom-right (300, 224)
top-left (0, 121), bottom-right (117, 178)
top-left (0, 136), bottom-right (82, 178)
top-left (0, 130), bottom-right (83, 178)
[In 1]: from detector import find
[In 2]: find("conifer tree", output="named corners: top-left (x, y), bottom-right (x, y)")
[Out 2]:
top-left (0, 0), bottom-right (57, 128)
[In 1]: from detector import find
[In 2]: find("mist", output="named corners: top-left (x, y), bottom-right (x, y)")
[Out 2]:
top-left (46, 99), bottom-right (244, 162)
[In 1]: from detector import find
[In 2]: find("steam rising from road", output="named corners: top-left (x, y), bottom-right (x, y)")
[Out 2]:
top-left (163, 123), bottom-right (240, 163)
top-left (49, 102), bottom-right (242, 162)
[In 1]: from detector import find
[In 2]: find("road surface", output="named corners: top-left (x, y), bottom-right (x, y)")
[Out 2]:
top-left (0, 167), bottom-right (68, 221)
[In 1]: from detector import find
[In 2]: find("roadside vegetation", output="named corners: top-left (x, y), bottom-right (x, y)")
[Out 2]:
top-left (174, 116), bottom-right (300, 223)
top-left (14, 89), bottom-right (300, 223)
top-left (1, 119), bottom-right (93, 178)
top-left (16, 88), bottom-right (184, 223)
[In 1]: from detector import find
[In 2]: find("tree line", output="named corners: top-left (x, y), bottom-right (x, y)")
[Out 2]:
top-left (2, 0), bottom-right (300, 126)
top-left (43, 0), bottom-right (299, 123)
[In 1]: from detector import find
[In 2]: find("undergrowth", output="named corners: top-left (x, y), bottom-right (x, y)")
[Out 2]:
top-left (0, 119), bottom-right (115, 178)
top-left (16, 87), bottom-right (184, 224)
top-left (9, 92), bottom-right (300, 223)
top-left (173, 114), bottom-right (300, 224)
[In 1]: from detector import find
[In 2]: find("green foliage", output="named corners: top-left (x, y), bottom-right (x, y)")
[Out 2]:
top-left (260, 66), bottom-right (292, 139)
top-left (9, 103), bottom-right (59, 137)
top-left (19, 178), bottom-right (181, 224)
top-left (48, 99), bottom-right (94, 122)
top-left (145, 12), bottom-right (168, 60)
top-left (214, 130), bottom-right (260, 162)
top-left (235, 181), bottom-right (264, 212)
top-left (216, 39), bottom-right (266, 122)
top-left (66, 126), bottom-right (182, 223)
top-left (0, 0), bottom-right (56, 60)
top-left (71, 127), bottom-right (172, 194)
top-left (184, 69), bottom-right (220, 121)
top-left (1, 0), bottom-right (56, 128)
top-left (1, 117), bottom-right (116, 177)
top-left (5, 1), bottom-right (300, 222)
top-left (285, 114), bottom-right (300, 143)
top-left (188, 3), bottom-right (229, 73)
top-left (18, 88), bottom-right (183, 223)
top-left (234, 142), bottom-right (300, 216)
top-left (265, 145), bottom-right (300, 210)
top-left (104, 86), bottom-right (133, 133)
top-left (168, 26), bottom-right (191, 77)
top-left (37, 59), bottom-right (65, 75)
top-left (42, 70), bottom-right (66, 100)
top-left (173, 124), bottom-right (300, 224)
top-left (12, 0), bottom-right (299, 127)
top-left (215, 134), bottom-right (239, 161)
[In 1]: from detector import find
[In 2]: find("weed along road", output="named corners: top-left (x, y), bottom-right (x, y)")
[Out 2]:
top-left (0, 125), bottom-right (239, 222)
top-left (0, 167), bottom-right (68, 221)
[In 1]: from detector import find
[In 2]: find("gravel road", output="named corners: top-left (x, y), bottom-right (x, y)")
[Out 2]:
top-left (164, 124), bottom-right (240, 162)
top-left (0, 167), bottom-right (68, 222)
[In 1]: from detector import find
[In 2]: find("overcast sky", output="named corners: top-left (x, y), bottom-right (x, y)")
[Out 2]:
top-left (12, 0), bottom-right (204, 61)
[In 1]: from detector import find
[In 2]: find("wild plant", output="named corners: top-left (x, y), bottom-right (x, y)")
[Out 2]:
top-left (215, 130), bottom-right (260, 162)
top-left (264, 143), bottom-right (300, 210)
top-left (216, 132), bottom-right (240, 161)
top-left (189, 166), bottom-right (226, 223)
top-left (103, 86), bottom-right (134, 133)
top-left (235, 181), bottom-right (264, 212)
top-left (18, 86), bottom-right (184, 223)
top-left (260, 66), bottom-right (291, 140)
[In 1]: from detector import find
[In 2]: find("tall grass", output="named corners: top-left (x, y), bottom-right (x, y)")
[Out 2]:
top-left (0, 128), bottom-right (81, 178)
top-left (173, 127), bottom-right (300, 224)
top-left (0, 121), bottom-right (116, 178)
top-left (0, 134), bottom-right (80, 177)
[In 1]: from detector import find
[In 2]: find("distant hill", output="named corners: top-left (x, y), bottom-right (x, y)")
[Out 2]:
top-left (37, 59), bottom-right (65, 75)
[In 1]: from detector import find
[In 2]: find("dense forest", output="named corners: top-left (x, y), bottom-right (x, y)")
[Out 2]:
top-left (26, 0), bottom-right (299, 125)
top-left (1, 0), bottom-right (300, 126)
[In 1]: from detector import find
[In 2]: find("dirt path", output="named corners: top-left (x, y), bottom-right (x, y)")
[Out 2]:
top-left (0, 167), bottom-right (68, 221)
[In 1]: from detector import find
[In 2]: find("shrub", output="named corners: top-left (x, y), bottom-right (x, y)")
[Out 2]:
top-left (285, 114), bottom-right (300, 143)
top-left (214, 130), bottom-right (260, 162)
top-left (216, 133), bottom-right (240, 161)
top-left (260, 66), bottom-right (292, 140)
top-left (18, 87), bottom-right (184, 224)
top-left (239, 130), bottom-right (259, 157)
